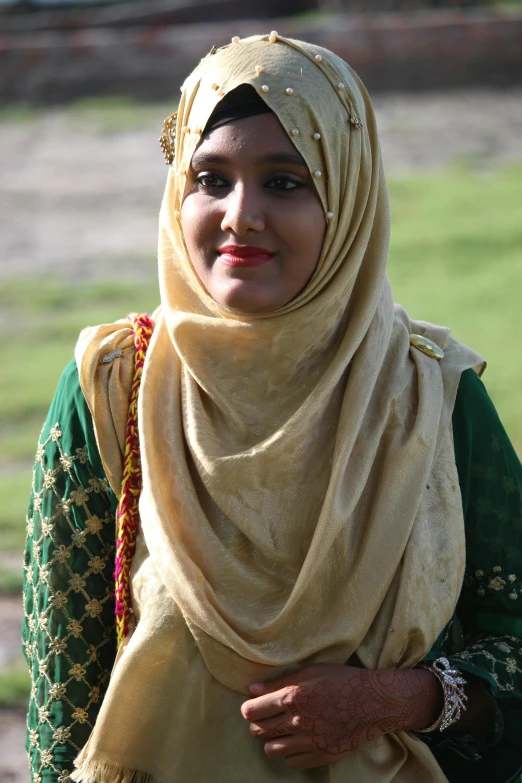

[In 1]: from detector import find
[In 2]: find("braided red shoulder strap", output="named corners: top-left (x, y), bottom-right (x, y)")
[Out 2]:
top-left (115, 313), bottom-right (154, 645)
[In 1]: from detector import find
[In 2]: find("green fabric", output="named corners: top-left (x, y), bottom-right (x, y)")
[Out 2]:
top-left (22, 363), bottom-right (522, 783)
top-left (423, 368), bottom-right (522, 783)
top-left (22, 359), bottom-right (118, 783)
top-left (473, 613), bottom-right (522, 637)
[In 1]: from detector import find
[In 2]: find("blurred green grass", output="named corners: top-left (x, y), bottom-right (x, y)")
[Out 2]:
top-left (490, 0), bottom-right (522, 11)
top-left (0, 95), bottom-right (175, 133)
top-left (0, 278), bottom-right (160, 569)
top-left (388, 164), bottom-right (522, 452)
top-left (0, 164), bottom-right (520, 584)
top-left (0, 657), bottom-right (31, 707)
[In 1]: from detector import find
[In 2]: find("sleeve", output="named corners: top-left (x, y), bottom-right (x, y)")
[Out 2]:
top-left (22, 359), bottom-right (119, 783)
top-left (424, 368), bottom-right (522, 783)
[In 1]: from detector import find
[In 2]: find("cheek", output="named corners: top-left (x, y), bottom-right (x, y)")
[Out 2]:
top-left (284, 198), bottom-right (326, 275)
top-left (180, 195), bottom-right (219, 261)
top-left (306, 205), bottom-right (327, 258)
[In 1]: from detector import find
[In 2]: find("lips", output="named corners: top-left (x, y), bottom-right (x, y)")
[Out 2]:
top-left (217, 244), bottom-right (275, 268)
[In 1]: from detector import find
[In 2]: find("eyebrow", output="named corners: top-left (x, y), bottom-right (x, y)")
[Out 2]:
top-left (190, 151), bottom-right (307, 168)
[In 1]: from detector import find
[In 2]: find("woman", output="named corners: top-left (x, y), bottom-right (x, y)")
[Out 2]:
top-left (23, 33), bottom-right (522, 783)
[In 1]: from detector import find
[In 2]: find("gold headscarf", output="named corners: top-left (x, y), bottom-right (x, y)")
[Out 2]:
top-left (73, 34), bottom-right (484, 783)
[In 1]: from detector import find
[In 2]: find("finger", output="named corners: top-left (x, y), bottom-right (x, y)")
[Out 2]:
top-left (249, 666), bottom-right (316, 696)
top-left (249, 712), bottom-right (304, 740)
top-left (248, 676), bottom-right (285, 696)
top-left (264, 735), bottom-right (313, 759)
top-left (241, 685), bottom-right (298, 721)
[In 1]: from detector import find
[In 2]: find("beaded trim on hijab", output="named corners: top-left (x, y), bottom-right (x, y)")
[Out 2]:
top-left (158, 31), bottom-right (363, 166)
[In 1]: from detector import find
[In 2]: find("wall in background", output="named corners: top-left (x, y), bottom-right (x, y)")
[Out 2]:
top-left (1, 9), bottom-right (521, 103)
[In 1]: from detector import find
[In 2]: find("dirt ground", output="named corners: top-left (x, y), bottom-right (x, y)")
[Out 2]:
top-left (0, 595), bottom-right (28, 783)
top-left (1, 88), bottom-right (522, 782)
top-left (0, 706), bottom-right (27, 783)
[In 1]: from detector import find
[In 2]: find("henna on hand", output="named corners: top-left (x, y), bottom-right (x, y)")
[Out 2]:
top-left (241, 664), bottom-right (443, 769)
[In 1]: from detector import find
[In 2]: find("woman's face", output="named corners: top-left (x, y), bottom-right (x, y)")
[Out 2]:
top-left (181, 112), bottom-right (326, 314)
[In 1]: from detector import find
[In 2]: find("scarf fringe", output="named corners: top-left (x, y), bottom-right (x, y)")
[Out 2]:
top-left (71, 757), bottom-right (167, 783)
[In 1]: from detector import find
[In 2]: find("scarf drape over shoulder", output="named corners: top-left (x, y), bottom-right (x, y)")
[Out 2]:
top-left (73, 34), bottom-right (484, 783)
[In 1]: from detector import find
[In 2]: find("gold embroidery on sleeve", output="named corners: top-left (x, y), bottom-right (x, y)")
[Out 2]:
top-left (24, 424), bottom-right (115, 782)
top-left (466, 564), bottom-right (521, 599)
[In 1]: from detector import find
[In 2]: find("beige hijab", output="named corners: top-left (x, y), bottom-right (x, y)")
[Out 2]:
top-left (73, 34), bottom-right (484, 783)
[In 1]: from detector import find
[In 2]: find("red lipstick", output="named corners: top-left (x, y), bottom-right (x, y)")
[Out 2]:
top-left (217, 244), bottom-right (275, 268)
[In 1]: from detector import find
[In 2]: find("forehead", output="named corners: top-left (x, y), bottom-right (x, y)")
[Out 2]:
top-left (193, 113), bottom-right (305, 164)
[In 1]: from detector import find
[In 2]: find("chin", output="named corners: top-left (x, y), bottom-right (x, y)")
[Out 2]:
top-left (213, 280), bottom-right (282, 315)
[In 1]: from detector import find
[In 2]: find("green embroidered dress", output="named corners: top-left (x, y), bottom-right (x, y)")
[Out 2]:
top-left (22, 360), bottom-right (522, 783)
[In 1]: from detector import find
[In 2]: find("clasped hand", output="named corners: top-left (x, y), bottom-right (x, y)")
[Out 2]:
top-left (240, 664), bottom-right (439, 770)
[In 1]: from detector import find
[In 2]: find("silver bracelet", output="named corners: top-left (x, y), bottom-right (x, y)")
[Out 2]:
top-left (417, 657), bottom-right (468, 732)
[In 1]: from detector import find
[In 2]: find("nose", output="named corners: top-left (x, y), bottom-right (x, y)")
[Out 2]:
top-left (220, 182), bottom-right (265, 236)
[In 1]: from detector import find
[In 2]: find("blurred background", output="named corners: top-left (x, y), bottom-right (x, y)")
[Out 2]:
top-left (1, 0), bottom-right (521, 779)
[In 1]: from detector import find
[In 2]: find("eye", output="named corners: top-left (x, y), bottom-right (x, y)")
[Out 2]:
top-left (264, 175), bottom-right (303, 191)
top-left (196, 172), bottom-right (229, 190)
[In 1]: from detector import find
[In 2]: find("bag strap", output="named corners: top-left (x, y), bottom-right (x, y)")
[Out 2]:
top-left (115, 313), bottom-right (154, 645)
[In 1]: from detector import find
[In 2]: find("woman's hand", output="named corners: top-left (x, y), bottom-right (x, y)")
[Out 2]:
top-left (240, 664), bottom-right (442, 769)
